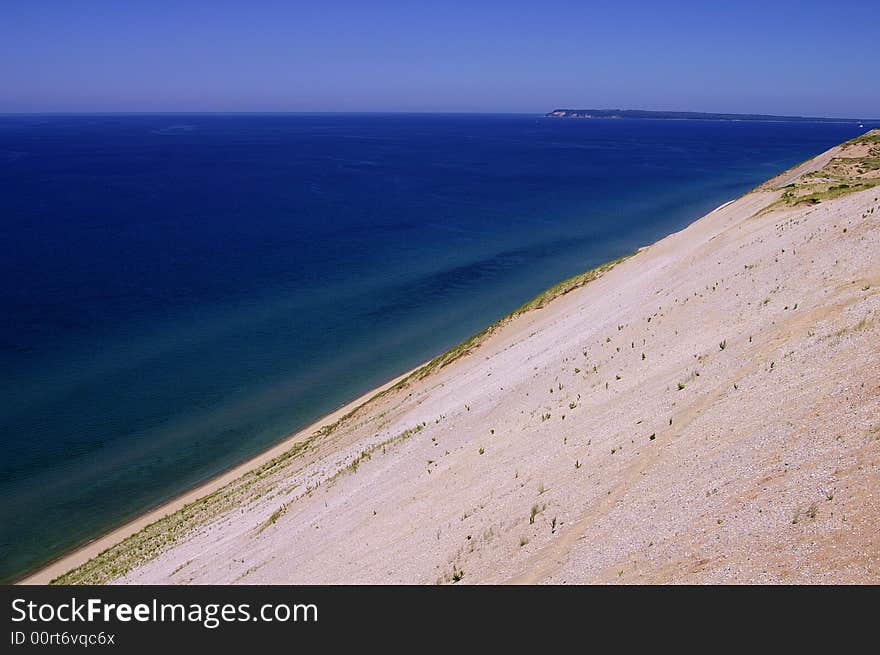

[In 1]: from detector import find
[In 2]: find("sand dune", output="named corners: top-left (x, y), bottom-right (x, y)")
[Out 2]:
top-left (29, 131), bottom-right (880, 584)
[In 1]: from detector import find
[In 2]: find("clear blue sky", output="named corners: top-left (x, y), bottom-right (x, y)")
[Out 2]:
top-left (2, 0), bottom-right (877, 116)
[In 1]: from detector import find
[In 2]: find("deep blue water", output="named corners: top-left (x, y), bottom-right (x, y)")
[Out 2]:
top-left (0, 114), bottom-right (866, 581)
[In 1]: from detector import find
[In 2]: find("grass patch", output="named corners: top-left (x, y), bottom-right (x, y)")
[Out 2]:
top-left (326, 423), bottom-right (426, 486)
top-left (529, 504), bottom-right (546, 525)
top-left (763, 130), bottom-right (880, 212)
top-left (404, 254), bottom-right (632, 382)
top-left (258, 503), bottom-right (288, 533)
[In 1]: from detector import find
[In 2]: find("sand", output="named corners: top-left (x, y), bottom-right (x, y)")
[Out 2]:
top-left (24, 131), bottom-right (880, 585)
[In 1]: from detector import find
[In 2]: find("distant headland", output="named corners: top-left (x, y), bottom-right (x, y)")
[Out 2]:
top-left (546, 108), bottom-right (871, 124)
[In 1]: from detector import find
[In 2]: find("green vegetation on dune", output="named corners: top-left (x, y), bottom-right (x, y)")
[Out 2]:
top-left (390, 254), bottom-right (631, 384)
top-left (766, 130), bottom-right (880, 212)
top-left (512, 256), bottom-right (629, 314)
top-left (843, 130), bottom-right (880, 146)
top-left (778, 182), bottom-right (876, 206)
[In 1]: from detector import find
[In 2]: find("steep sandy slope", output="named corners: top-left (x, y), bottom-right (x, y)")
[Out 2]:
top-left (49, 132), bottom-right (880, 584)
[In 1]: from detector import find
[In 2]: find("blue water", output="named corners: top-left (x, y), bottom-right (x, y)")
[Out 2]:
top-left (0, 114), bottom-right (866, 581)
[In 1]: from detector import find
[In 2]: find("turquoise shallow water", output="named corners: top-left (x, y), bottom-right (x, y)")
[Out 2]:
top-left (0, 114), bottom-right (868, 581)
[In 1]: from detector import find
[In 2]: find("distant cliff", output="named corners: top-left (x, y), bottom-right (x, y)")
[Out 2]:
top-left (546, 108), bottom-right (870, 123)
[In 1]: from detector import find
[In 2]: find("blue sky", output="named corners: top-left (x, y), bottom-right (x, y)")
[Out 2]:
top-left (2, 0), bottom-right (877, 116)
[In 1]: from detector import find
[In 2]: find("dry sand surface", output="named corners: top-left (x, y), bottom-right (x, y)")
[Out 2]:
top-left (29, 132), bottom-right (880, 585)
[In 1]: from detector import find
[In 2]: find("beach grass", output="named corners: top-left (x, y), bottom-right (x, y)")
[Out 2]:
top-left (762, 129), bottom-right (880, 213)
top-left (406, 254), bottom-right (631, 381)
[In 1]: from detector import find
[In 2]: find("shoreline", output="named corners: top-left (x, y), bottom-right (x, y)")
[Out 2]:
top-left (710, 199), bottom-right (735, 213)
top-left (17, 362), bottom-right (425, 584)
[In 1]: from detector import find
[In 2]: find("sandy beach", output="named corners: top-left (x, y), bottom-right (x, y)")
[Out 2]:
top-left (18, 366), bottom-right (421, 585)
top-left (25, 130), bottom-right (880, 585)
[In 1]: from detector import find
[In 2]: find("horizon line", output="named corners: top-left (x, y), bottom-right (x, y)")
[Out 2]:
top-left (2, 110), bottom-right (878, 125)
